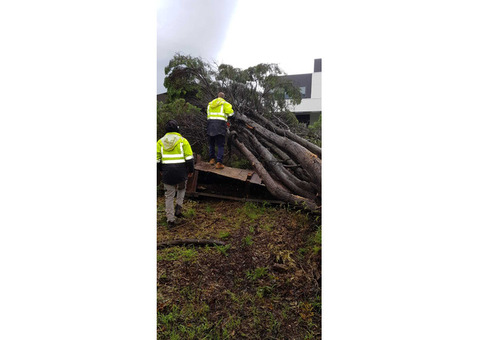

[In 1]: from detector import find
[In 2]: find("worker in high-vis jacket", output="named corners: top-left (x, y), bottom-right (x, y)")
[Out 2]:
top-left (157, 120), bottom-right (194, 228)
top-left (206, 92), bottom-right (234, 169)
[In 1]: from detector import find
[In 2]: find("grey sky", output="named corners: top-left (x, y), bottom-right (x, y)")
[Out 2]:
top-left (157, 0), bottom-right (238, 94)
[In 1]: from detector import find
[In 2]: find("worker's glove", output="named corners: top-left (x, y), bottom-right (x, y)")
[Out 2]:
top-left (226, 122), bottom-right (231, 127)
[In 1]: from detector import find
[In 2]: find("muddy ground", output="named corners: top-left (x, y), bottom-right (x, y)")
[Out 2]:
top-left (157, 194), bottom-right (321, 339)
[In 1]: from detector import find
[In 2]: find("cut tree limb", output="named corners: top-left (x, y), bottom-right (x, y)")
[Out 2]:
top-left (158, 239), bottom-right (226, 248)
top-left (240, 126), bottom-right (318, 200)
top-left (235, 112), bottom-right (321, 192)
top-left (232, 135), bottom-right (320, 212)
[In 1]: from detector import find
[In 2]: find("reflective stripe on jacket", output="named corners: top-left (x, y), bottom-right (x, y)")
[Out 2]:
top-left (157, 132), bottom-right (194, 185)
top-left (206, 97), bottom-right (234, 136)
top-left (207, 98), bottom-right (234, 121)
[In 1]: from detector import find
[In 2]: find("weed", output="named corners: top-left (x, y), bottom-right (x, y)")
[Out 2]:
top-left (246, 267), bottom-right (268, 281)
top-left (184, 207), bottom-right (196, 218)
top-left (241, 202), bottom-right (264, 220)
top-left (205, 204), bottom-right (214, 213)
top-left (218, 231), bottom-right (231, 240)
top-left (242, 235), bottom-right (253, 247)
top-left (225, 290), bottom-right (241, 304)
top-left (267, 311), bottom-right (280, 334)
top-left (311, 294), bottom-right (321, 312)
top-left (313, 226), bottom-right (321, 245)
top-left (298, 247), bottom-right (307, 256)
top-left (249, 225), bottom-right (255, 234)
top-left (180, 286), bottom-right (195, 301)
top-left (261, 223), bottom-right (273, 231)
top-left (158, 304), bottom-right (181, 326)
top-left (214, 244), bottom-right (231, 257)
top-left (256, 285), bottom-right (274, 298)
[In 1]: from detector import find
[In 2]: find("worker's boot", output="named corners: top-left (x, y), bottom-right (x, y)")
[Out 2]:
top-left (167, 220), bottom-right (176, 229)
top-left (215, 162), bottom-right (224, 169)
top-left (209, 158), bottom-right (216, 165)
top-left (174, 204), bottom-right (184, 218)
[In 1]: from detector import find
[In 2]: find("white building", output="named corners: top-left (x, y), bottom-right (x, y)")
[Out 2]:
top-left (284, 58), bottom-right (322, 125)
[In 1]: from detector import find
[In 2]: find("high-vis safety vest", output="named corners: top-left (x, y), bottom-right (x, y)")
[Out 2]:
top-left (157, 132), bottom-right (194, 185)
top-left (157, 132), bottom-right (193, 164)
top-left (207, 98), bottom-right (234, 121)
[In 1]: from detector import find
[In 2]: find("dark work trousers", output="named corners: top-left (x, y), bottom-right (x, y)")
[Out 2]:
top-left (208, 134), bottom-right (226, 163)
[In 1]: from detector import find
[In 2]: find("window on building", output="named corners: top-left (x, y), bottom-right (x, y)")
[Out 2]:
top-left (285, 86), bottom-right (307, 99)
top-left (299, 86), bottom-right (306, 98)
top-left (295, 114), bottom-right (311, 125)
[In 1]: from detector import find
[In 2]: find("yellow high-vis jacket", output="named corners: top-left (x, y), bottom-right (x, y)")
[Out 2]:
top-left (206, 97), bottom-right (234, 136)
top-left (157, 132), bottom-right (194, 185)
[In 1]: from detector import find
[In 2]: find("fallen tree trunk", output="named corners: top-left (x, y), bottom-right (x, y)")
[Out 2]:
top-left (240, 126), bottom-right (318, 200)
top-left (157, 239), bottom-right (226, 248)
top-left (232, 135), bottom-right (320, 212)
top-left (259, 138), bottom-right (313, 183)
top-left (254, 113), bottom-right (322, 158)
top-left (235, 112), bottom-right (322, 193)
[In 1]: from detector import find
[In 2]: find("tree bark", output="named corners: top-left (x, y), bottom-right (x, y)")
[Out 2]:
top-left (232, 135), bottom-right (320, 212)
top-left (240, 127), bottom-right (318, 200)
top-left (260, 138), bottom-right (313, 183)
top-left (235, 112), bottom-right (322, 192)
top-left (253, 113), bottom-right (322, 158)
top-left (157, 239), bottom-right (226, 248)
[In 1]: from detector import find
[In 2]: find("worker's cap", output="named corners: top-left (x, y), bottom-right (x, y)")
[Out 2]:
top-left (165, 119), bottom-right (180, 133)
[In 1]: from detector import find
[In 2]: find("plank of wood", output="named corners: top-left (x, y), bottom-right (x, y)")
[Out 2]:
top-left (194, 160), bottom-right (250, 181)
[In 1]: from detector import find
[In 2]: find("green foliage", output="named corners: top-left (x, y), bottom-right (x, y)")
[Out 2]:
top-left (242, 235), bottom-right (253, 247)
top-left (214, 244), bottom-right (231, 257)
top-left (246, 267), bottom-right (268, 281)
top-left (163, 53), bottom-right (303, 130)
top-left (256, 285), bottom-right (274, 298)
top-left (157, 98), bottom-right (203, 142)
top-left (163, 54), bottom-right (216, 105)
top-left (227, 154), bottom-right (251, 169)
top-left (240, 202), bottom-right (265, 220)
top-left (157, 247), bottom-right (198, 262)
top-left (218, 231), bottom-right (231, 240)
top-left (184, 207), bottom-right (196, 218)
top-left (309, 114), bottom-right (321, 131)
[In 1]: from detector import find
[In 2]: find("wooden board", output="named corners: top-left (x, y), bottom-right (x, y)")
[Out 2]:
top-left (195, 160), bottom-right (260, 183)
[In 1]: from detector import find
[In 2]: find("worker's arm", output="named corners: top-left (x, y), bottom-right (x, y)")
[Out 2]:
top-left (156, 141), bottom-right (163, 171)
top-left (182, 138), bottom-right (195, 174)
top-left (224, 102), bottom-right (234, 117)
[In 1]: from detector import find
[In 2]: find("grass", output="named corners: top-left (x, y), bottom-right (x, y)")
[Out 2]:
top-left (246, 267), bottom-right (268, 281)
top-left (157, 247), bottom-right (198, 262)
top-left (214, 244), bottom-right (231, 257)
top-left (157, 198), bottom-right (321, 339)
top-left (242, 235), bottom-right (253, 247)
top-left (217, 231), bottom-right (231, 240)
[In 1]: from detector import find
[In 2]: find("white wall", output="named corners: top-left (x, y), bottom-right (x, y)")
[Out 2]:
top-left (290, 71), bottom-right (322, 113)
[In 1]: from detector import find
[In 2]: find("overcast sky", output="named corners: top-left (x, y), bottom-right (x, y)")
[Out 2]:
top-left (157, 0), bottom-right (323, 94)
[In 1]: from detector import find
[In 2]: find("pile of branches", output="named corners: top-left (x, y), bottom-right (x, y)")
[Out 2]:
top-left (229, 112), bottom-right (321, 212)
top-left (162, 54), bottom-right (321, 212)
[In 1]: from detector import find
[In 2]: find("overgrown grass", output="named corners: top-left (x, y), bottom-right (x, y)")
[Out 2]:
top-left (157, 247), bottom-right (198, 262)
